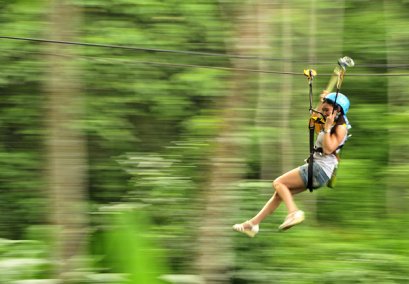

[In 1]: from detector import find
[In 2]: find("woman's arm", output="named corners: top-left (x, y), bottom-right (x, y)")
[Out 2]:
top-left (322, 112), bottom-right (347, 154)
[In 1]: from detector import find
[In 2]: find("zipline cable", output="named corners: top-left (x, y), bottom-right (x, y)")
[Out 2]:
top-left (2, 35), bottom-right (409, 67)
top-left (0, 47), bottom-right (303, 75)
top-left (2, 35), bottom-right (409, 68)
top-left (1, 36), bottom-right (409, 76)
top-left (0, 35), bottom-right (325, 63)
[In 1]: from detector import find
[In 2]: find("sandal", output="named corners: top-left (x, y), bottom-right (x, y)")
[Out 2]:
top-left (278, 210), bottom-right (305, 231)
top-left (232, 220), bottom-right (259, 238)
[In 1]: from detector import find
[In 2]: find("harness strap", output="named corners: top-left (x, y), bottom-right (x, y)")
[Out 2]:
top-left (307, 120), bottom-right (315, 192)
top-left (305, 69), bottom-right (317, 192)
top-left (313, 144), bottom-right (344, 154)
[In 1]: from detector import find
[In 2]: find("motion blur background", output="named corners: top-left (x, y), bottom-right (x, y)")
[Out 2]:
top-left (0, 0), bottom-right (408, 283)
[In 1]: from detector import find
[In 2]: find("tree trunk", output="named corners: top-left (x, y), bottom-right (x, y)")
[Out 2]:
top-left (44, 0), bottom-right (88, 281)
top-left (383, 1), bottom-right (409, 215)
top-left (254, 1), bottom-right (279, 181)
top-left (278, 2), bottom-right (294, 173)
top-left (196, 3), bottom-right (258, 283)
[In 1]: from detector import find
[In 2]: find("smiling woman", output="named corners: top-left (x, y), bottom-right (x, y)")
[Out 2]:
top-left (233, 91), bottom-right (352, 235)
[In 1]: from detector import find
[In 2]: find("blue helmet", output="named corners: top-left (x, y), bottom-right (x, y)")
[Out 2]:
top-left (324, 92), bottom-right (350, 115)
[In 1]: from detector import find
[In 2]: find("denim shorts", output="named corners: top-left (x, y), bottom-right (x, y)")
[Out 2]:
top-left (299, 163), bottom-right (330, 190)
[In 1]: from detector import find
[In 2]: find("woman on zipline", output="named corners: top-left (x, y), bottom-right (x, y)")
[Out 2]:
top-left (233, 91), bottom-right (351, 236)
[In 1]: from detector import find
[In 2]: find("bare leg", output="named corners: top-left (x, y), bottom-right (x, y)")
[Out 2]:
top-left (273, 167), bottom-right (306, 214)
top-left (243, 167), bottom-right (305, 228)
top-left (249, 189), bottom-right (304, 226)
top-left (249, 192), bottom-right (282, 226)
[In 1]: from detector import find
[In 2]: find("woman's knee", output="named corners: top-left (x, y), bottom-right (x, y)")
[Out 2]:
top-left (272, 179), bottom-right (283, 191)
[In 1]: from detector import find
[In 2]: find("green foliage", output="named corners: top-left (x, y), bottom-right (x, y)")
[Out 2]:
top-left (0, 238), bottom-right (51, 282)
top-left (101, 207), bottom-right (168, 284)
top-left (233, 224), bottom-right (409, 284)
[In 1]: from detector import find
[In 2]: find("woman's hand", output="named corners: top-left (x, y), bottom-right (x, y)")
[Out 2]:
top-left (324, 110), bottom-right (337, 132)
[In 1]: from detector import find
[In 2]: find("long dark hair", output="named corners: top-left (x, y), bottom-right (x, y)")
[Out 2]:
top-left (335, 113), bottom-right (346, 126)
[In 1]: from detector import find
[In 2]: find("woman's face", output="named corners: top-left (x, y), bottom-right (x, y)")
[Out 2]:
top-left (321, 102), bottom-right (337, 118)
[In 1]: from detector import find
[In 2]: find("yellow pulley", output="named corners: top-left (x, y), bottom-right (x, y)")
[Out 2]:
top-left (303, 69), bottom-right (317, 81)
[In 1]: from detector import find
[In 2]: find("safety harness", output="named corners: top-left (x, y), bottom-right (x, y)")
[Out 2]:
top-left (304, 57), bottom-right (354, 191)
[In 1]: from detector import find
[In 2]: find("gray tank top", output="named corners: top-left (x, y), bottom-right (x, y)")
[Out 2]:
top-left (313, 126), bottom-right (347, 178)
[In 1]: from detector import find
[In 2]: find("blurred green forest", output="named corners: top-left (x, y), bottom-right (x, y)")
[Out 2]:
top-left (0, 0), bottom-right (408, 283)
